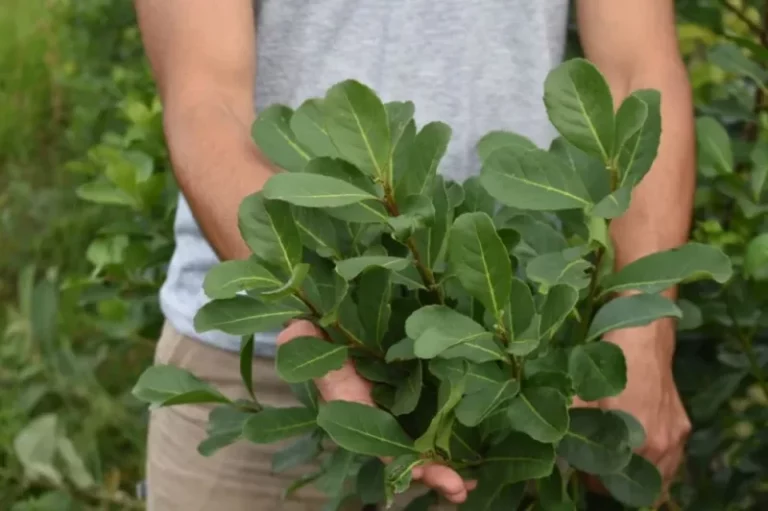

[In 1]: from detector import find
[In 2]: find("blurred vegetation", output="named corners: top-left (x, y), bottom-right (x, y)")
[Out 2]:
top-left (0, 0), bottom-right (767, 509)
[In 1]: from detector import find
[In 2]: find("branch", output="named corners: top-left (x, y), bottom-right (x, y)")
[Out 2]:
top-left (721, 0), bottom-right (763, 35)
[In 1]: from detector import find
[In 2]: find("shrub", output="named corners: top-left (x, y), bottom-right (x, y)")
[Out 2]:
top-left (133, 58), bottom-right (732, 509)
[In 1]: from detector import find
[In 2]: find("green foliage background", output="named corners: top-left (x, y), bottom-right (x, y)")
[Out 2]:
top-left (0, 0), bottom-right (767, 509)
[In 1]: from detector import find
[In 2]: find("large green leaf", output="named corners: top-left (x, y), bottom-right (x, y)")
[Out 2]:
top-left (132, 365), bottom-right (230, 407)
top-left (357, 457), bottom-right (387, 505)
top-left (413, 176), bottom-right (452, 269)
top-left (549, 137), bottom-right (610, 203)
top-left (539, 284), bottom-right (579, 341)
top-left (198, 406), bottom-right (252, 457)
top-left (202, 258), bottom-right (281, 299)
top-left (194, 297), bottom-right (305, 335)
top-left (480, 146), bottom-right (593, 211)
top-left (484, 432), bottom-right (556, 483)
top-left (317, 401), bottom-right (416, 457)
top-left (455, 379), bottom-right (520, 427)
top-left (387, 101), bottom-right (415, 154)
top-left (613, 93), bottom-right (648, 162)
top-left (544, 58), bottom-right (614, 162)
top-left (586, 294), bottom-right (682, 341)
top-left (263, 172), bottom-right (377, 207)
top-left (526, 370), bottom-right (575, 398)
top-left (251, 105), bottom-right (310, 172)
top-left (696, 116), bottom-right (733, 176)
top-left (598, 454), bottom-right (662, 508)
top-left (406, 305), bottom-right (494, 358)
top-left (358, 268), bottom-right (392, 350)
top-left (275, 336), bottom-right (348, 383)
top-left (600, 242), bottom-right (732, 295)
top-left (335, 256), bottom-right (411, 280)
top-left (449, 212), bottom-right (512, 320)
top-left (429, 359), bottom-right (506, 393)
top-left (243, 407), bottom-right (316, 443)
top-left (477, 130), bottom-right (537, 161)
top-left (324, 80), bottom-right (391, 180)
top-left (290, 98), bottom-right (338, 158)
top-left (610, 411), bottom-right (646, 449)
top-left (238, 193), bottom-right (303, 272)
top-left (591, 186), bottom-right (631, 219)
top-left (460, 176), bottom-right (495, 216)
top-left (506, 387), bottom-right (569, 443)
top-left (616, 90), bottom-right (661, 187)
top-left (395, 122), bottom-right (452, 201)
top-left (568, 343), bottom-right (627, 401)
top-left (293, 207), bottom-right (341, 259)
top-left (504, 278), bottom-right (536, 340)
top-left (391, 361), bottom-right (423, 416)
top-left (557, 408), bottom-right (632, 474)
top-left (440, 337), bottom-right (506, 363)
top-left (526, 247), bottom-right (592, 291)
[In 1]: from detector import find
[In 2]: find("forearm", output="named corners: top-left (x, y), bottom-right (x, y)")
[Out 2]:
top-left (164, 100), bottom-right (275, 261)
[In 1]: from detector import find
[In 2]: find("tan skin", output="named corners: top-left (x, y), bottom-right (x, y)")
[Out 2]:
top-left (135, 0), bottom-right (694, 504)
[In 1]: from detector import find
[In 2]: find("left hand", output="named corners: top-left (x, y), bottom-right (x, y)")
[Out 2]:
top-left (572, 319), bottom-right (691, 492)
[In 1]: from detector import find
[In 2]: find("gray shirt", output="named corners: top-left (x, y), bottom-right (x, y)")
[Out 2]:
top-left (160, 0), bottom-right (570, 355)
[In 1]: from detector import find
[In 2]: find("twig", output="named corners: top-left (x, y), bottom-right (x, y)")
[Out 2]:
top-left (721, 0), bottom-right (763, 35)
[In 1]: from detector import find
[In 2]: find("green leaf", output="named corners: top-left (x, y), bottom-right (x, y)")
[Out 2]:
top-left (484, 431), bottom-right (556, 483)
top-left (429, 359), bottom-right (506, 393)
top-left (238, 193), bottom-right (303, 272)
top-left (709, 42), bottom-right (768, 88)
top-left (600, 242), bottom-right (733, 295)
top-left (496, 212), bottom-right (568, 257)
top-left (506, 387), bottom-right (569, 443)
top-left (387, 101), bottom-right (415, 153)
top-left (406, 306), bottom-right (494, 359)
top-left (243, 407), bottom-right (316, 443)
top-left (57, 437), bottom-right (95, 490)
top-left (291, 381), bottom-right (321, 412)
top-left (504, 278), bottom-right (536, 340)
top-left (14, 414), bottom-right (58, 475)
top-left (358, 268), bottom-right (392, 350)
top-left (526, 371), bottom-right (575, 398)
top-left (293, 207), bottom-right (341, 259)
top-left (744, 233), bottom-right (768, 280)
top-left (459, 176), bottom-right (495, 216)
top-left (480, 147), bottom-right (593, 211)
top-left (539, 284), bottom-right (579, 341)
top-left (526, 247), bottom-right (592, 291)
top-left (385, 338), bottom-right (416, 362)
top-left (544, 58), bottom-right (615, 162)
top-left (317, 401), bottom-right (416, 457)
top-left (440, 337), bottom-right (506, 363)
top-left (387, 195), bottom-right (435, 239)
top-left (314, 447), bottom-right (358, 497)
top-left (132, 365), bottom-right (230, 407)
top-left (395, 122), bottom-right (452, 201)
top-left (276, 336), bottom-right (348, 383)
top-left (203, 258), bottom-right (282, 299)
top-left (260, 263), bottom-right (310, 299)
top-left (598, 454), bottom-right (662, 508)
top-left (477, 130), bottom-right (537, 161)
top-left (384, 454), bottom-right (425, 506)
top-left (557, 408), bottom-right (632, 474)
top-left (591, 187), bottom-right (631, 219)
top-left (271, 430), bottom-right (324, 473)
top-left (459, 468), bottom-right (525, 511)
top-left (696, 116), bottom-right (733, 176)
top-left (616, 90), bottom-right (661, 187)
top-left (198, 406), bottom-right (251, 457)
top-left (450, 423), bottom-right (484, 462)
top-left (290, 99), bottom-right (338, 158)
top-left (750, 140), bottom-right (768, 200)
top-left (240, 336), bottom-right (255, 400)
top-left (549, 137), bottom-right (610, 203)
top-left (414, 373), bottom-right (466, 453)
top-left (335, 256), bottom-right (411, 280)
top-left (613, 95), bottom-right (648, 161)
top-left (251, 105), bottom-right (310, 172)
top-left (569, 343), bottom-right (627, 401)
top-left (413, 176), bottom-right (452, 269)
top-left (390, 361), bottom-right (423, 416)
top-left (456, 379), bottom-right (520, 427)
top-left (610, 411), bottom-right (646, 449)
top-left (537, 467), bottom-right (575, 511)
top-left (586, 294), bottom-right (682, 341)
top-left (357, 457), bottom-right (386, 505)
top-left (194, 297), bottom-right (305, 336)
top-left (263, 173), bottom-right (377, 207)
top-left (324, 80), bottom-right (391, 180)
top-left (449, 212), bottom-right (512, 320)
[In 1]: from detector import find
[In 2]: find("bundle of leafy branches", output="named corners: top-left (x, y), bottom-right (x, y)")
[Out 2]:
top-left (133, 58), bottom-right (733, 509)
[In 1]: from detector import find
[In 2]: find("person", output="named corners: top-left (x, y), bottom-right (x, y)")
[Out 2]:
top-left (134, 0), bottom-right (694, 509)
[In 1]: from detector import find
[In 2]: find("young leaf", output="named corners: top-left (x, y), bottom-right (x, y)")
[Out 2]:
top-left (505, 387), bottom-right (569, 443)
top-left (477, 130), bottom-right (537, 160)
top-left (414, 373), bottom-right (467, 453)
top-left (358, 268), bottom-right (392, 350)
top-left (271, 430), bottom-right (324, 473)
top-left (504, 278), bottom-right (536, 340)
top-left (276, 336), bottom-right (348, 383)
top-left (317, 401), bottom-right (416, 457)
top-left (613, 94), bottom-right (648, 160)
top-left (480, 146), bottom-right (593, 211)
top-left (385, 338), bottom-right (416, 362)
top-left (335, 256), bottom-right (411, 280)
top-left (391, 361), bottom-right (423, 416)
top-left (616, 90), bottom-right (661, 187)
top-left (238, 193), bottom-right (303, 272)
top-left (568, 342), bottom-right (627, 401)
top-left (323, 80), bottom-right (391, 181)
top-left (387, 195), bottom-right (436, 239)
top-left (407, 306), bottom-right (494, 359)
top-left (395, 122), bottom-right (452, 201)
top-left (429, 358), bottom-right (505, 393)
top-left (484, 431), bottom-right (556, 483)
top-left (290, 98), bottom-right (338, 158)
top-left (203, 258), bottom-right (282, 299)
top-left (387, 101), bottom-right (415, 153)
top-left (695, 116), bottom-right (733, 176)
top-left (263, 172), bottom-right (378, 207)
top-left (132, 365), bottom-right (230, 407)
top-left (384, 454), bottom-right (425, 506)
top-left (251, 105), bottom-right (310, 172)
top-left (557, 408), bottom-right (632, 474)
top-left (586, 294), bottom-right (682, 341)
top-left (544, 58), bottom-right (615, 162)
top-left (413, 176), bottom-right (452, 269)
top-left (598, 454), bottom-right (662, 508)
top-left (243, 407), bottom-right (316, 443)
top-left (259, 263), bottom-right (310, 299)
top-left (197, 406), bottom-right (251, 457)
top-left (539, 284), bottom-right (579, 340)
top-left (455, 379), bottom-right (520, 427)
top-left (459, 469), bottom-right (525, 511)
top-left (599, 242), bottom-right (733, 295)
top-left (526, 247), bottom-right (592, 291)
top-left (194, 297), bottom-right (305, 336)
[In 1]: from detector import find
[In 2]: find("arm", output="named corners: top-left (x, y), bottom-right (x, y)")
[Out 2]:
top-left (576, 0), bottom-right (694, 489)
top-left (134, 0), bottom-right (273, 261)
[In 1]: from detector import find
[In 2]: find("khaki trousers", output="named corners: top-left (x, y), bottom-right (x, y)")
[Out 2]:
top-left (146, 322), bottom-right (448, 511)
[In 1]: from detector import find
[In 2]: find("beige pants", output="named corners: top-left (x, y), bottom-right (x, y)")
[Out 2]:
top-left (146, 322), bottom-right (446, 511)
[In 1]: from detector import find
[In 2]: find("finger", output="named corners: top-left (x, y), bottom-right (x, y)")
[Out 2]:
top-left (276, 319), bottom-right (324, 344)
top-left (465, 480), bottom-right (478, 491)
top-left (419, 464), bottom-right (467, 503)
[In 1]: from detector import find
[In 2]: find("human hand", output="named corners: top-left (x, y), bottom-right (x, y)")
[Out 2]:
top-left (277, 320), bottom-right (477, 504)
top-left (573, 319), bottom-right (691, 496)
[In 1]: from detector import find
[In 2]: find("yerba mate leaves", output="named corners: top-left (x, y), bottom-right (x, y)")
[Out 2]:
top-left (275, 336), bottom-right (348, 383)
top-left (568, 342), bottom-right (627, 401)
top-left (238, 193), bottom-right (302, 273)
top-left (202, 258), bottom-right (282, 299)
top-left (243, 407), bottom-right (316, 443)
top-left (557, 408), bottom-right (632, 474)
top-left (251, 105), bottom-right (310, 173)
top-left (194, 296), bottom-right (306, 336)
top-left (586, 294), bottom-right (682, 341)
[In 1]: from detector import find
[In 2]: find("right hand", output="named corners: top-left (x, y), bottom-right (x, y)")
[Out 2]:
top-left (277, 320), bottom-right (477, 504)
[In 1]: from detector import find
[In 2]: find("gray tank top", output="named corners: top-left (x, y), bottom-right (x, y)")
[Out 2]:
top-left (160, 0), bottom-right (570, 355)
